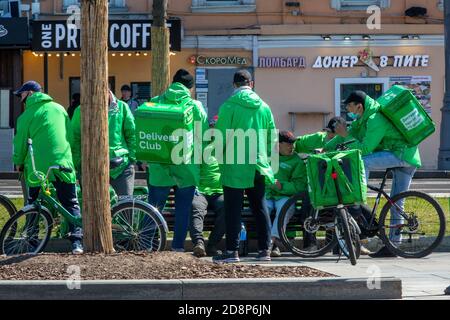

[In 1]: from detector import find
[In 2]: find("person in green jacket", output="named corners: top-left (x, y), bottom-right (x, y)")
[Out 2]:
top-left (266, 131), bottom-right (316, 257)
top-left (213, 70), bottom-right (277, 263)
top-left (13, 81), bottom-right (83, 254)
top-left (295, 116), bottom-right (346, 154)
top-left (71, 89), bottom-right (136, 196)
top-left (147, 69), bottom-right (208, 252)
top-left (327, 90), bottom-right (421, 257)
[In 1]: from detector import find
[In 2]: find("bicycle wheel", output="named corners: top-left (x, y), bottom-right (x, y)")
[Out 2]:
top-left (378, 191), bottom-right (446, 258)
top-left (111, 200), bottom-right (167, 252)
top-left (0, 207), bottom-right (53, 255)
top-left (335, 208), bottom-right (358, 265)
top-left (0, 195), bottom-right (17, 230)
top-left (277, 194), bottom-right (337, 258)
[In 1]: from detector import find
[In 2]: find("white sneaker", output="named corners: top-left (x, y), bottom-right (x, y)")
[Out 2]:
top-left (360, 245), bottom-right (371, 255)
top-left (72, 241), bottom-right (84, 255)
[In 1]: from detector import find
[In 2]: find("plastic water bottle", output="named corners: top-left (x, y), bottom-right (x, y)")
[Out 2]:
top-left (239, 222), bottom-right (248, 257)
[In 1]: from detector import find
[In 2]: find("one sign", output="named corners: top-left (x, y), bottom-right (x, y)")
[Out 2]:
top-left (258, 56), bottom-right (306, 68)
top-left (312, 54), bottom-right (430, 69)
top-left (0, 18), bottom-right (29, 47)
top-left (192, 55), bottom-right (249, 66)
top-left (32, 19), bottom-right (181, 51)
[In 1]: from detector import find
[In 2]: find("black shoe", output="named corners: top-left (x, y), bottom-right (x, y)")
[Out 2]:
top-left (256, 250), bottom-right (271, 261)
top-left (213, 251), bottom-right (240, 263)
top-left (445, 286), bottom-right (450, 295)
top-left (369, 246), bottom-right (397, 258)
top-left (205, 245), bottom-right (222, 257)
top-left (193, 241), bottom-right (207, 258)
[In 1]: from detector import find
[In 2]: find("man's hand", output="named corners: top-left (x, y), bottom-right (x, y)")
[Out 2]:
top-left (335, 122), bottom-right (349, 138)
top-left (271, 180), bottom-right (282, 191)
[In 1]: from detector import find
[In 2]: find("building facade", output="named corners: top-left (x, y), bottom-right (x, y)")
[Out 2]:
top-left (1, 0), bottom-right (446, 169)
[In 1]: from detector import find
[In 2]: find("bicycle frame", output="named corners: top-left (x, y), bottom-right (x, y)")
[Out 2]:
top-left (366, 169), bottom-right (412, 229)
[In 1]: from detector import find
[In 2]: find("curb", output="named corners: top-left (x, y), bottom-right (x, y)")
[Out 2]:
top-left (0, 277), bottom-right (402, 300)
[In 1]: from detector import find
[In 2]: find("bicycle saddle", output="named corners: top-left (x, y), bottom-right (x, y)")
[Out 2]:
top-left (110, 157), bottom-right (124, 169)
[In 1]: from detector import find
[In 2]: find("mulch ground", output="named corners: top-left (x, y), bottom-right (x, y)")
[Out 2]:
top-left (0, 252), bottom-right (333, 280)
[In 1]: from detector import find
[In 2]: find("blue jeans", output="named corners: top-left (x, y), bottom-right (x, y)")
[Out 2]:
top-left (148, 185), bottom-right (196, 250)
top-left (265, 197), bottom-right (295, 239)
top-left (363, 151), bottom-right (416, 243)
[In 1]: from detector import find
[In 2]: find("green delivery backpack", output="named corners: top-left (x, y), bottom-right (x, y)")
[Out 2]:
top-left (306, 150), bottom-right (367, 209)
top-left (135, 99), bottom-right (194, 164)
top-left (377, 85), bottom-right (435, 146)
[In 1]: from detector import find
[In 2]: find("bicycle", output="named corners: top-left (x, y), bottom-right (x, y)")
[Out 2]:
top-left (0, 139), bottom-right (169, 256)
top-left (278, 140), bottom-right (446, 260)
top-left (0, 194), bottom-right (16, 229)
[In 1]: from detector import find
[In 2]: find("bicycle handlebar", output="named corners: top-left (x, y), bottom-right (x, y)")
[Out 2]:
top-left (336, 139), bottom-right (357, 151)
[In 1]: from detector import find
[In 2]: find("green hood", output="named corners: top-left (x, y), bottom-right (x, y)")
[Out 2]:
top-left (160, 82), bottom-right (191, 104)
top-left (25, 92), bottom-right (53, 109)
top-left (360, 96), bottom-right (379, 122)
top-left (228, 88), bottom-right (263, 109)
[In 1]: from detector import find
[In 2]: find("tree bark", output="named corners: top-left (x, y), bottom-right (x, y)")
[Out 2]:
top-left (80, 0), bottom-right (114, 253)
top-left (151, 0), bottom-right (170, 97)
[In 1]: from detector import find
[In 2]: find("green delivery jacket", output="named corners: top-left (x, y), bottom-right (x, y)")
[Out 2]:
top-left (13, 92), bottom-right (76, 187)
top-left (71, 94), bottom-right (137, 179)
top-left (215, 88), bottom-right (277, 189)
top-left (295, 131), bottom-right (328, 154)
top-left (266, 153), bottom-right (307, 200)
top-left (148, 82), bottom-right (208, 188)
top-left (198, 144), bottom-right (223, 196)
top-left (325, 95), bottom-right (421, 168)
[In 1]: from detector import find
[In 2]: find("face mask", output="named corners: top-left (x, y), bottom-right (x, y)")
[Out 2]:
top-left (348, 112), bottom-right (360, 120)
top-left (21, 92), bottom-right (31, 104)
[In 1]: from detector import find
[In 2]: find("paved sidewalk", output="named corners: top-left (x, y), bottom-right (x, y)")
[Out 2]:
top-left (204, 252), bottom-right (450, 300)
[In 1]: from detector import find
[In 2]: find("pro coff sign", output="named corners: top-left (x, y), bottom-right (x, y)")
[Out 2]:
top-left (32, 19), bottom-right (181, 51)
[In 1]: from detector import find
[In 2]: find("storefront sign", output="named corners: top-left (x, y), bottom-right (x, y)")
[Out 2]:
top-left (32, 19), bottom-right (181, 51)
top-left (258, 56), bottom-right (306, 68)
top-left (0, 18), bottom-right (29, 47)
top-left (191, 55), bottom-right (249, 66)
top-left (312, 54), bottom-right (430, 69)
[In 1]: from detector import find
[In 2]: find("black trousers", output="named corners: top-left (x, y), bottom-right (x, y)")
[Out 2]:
top-left (190, 191), bottom-right (226, 247)
top-left (223, 171), bottom-right (271, 252)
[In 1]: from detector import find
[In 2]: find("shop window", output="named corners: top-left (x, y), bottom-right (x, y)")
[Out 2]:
top-left (191, 0), bottom-right (256, 13)
top-left (63, 0), bottom-right (127, 11)
top-left (0, 89), bottom-right (10, 128)
top-left (330, 0), bottom-right (390, 11)
top-left (69, 76), bottom-right (116, 105)
top-left (131, 82), bottom-right (151, 105)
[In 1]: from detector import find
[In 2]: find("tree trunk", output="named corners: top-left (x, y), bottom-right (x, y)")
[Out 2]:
top-left (151, 0), bottom-right (170, 97)
top-left (80, 0), bottom-right (114, 253)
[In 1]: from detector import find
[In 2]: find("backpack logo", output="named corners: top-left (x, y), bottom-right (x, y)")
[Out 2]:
top-left (400, 108), bottom-right (424, 131)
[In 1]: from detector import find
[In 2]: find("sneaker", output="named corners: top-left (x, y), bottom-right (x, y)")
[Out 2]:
top-left (256, 250), bottom-right (271, 261)
top-left (71, 241), bottom-right (84, 255)
top-left (213, 251), bottom-right (240, 263)
top-left (360, 245), bottom-right (372, 256)
top-left (270, 246), bottom-right (282, 258)
top-left (445, 286), bottom-right (450, 295)
top-left (193, 241), bottom-right (207, 258)
top-left (369, 246), bottom-right (397, 258)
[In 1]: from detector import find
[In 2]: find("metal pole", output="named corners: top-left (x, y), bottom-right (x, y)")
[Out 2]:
top-left (438, 0), bottom-right (450, 169)
top-left (43, 52), bottom-right (48, 93)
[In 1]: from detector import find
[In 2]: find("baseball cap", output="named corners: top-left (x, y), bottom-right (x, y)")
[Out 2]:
top-left (233, 70), bottom-right (252, 85)
top-left (324, 116), bottom-right (347, 133)
top-left (279, 130), bottom-right (296, 144)
top-left (14, 81), bottom-right (42, 97)
top-left (343, 90), bottom-right (366, 106)
top-left (121, 84), bottom-right (131, 91)
top-left (173, 69), bottom-right (194, 89)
